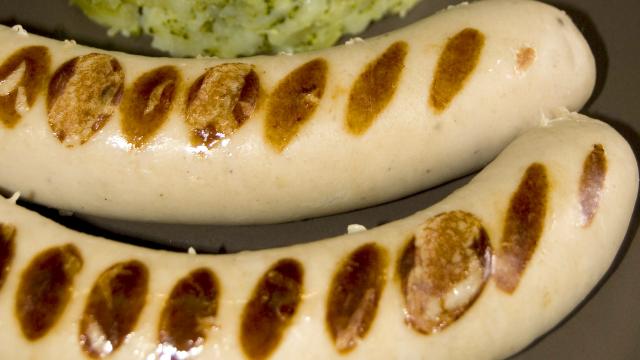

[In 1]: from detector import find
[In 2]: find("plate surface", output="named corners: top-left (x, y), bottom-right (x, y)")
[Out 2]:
top-left (1, 0), bottom-right (639, 358)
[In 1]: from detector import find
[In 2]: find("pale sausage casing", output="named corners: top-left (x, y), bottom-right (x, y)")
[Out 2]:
top-left (0, 0), bottom-right (595, 223)
top-left (0, 112), bottom-right (636, 359)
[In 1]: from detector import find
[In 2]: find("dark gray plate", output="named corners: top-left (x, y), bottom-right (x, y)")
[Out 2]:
top-left (1, 0), bottom-right (639, 358)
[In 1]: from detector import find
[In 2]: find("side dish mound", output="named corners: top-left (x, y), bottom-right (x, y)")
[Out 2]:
top-left (71, 0), bottom-right (420, 57)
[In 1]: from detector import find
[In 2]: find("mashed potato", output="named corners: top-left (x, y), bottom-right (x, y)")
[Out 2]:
top-left (71, 0), bottom-right (420, 58)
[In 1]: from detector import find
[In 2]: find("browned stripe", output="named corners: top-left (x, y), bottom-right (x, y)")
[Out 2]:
top-left (158, 268), bottom-right (219, 357)
top-left (48, 53), bottom-right (124, 147)
top-left (326, 243), bottom-right (387, 352)
top-left (121, 66), bottom-right (180, 149)
top-left (0, 224), bottom-right (16, 292)
top-left (494, 163), bottom-right (549, 293)
top-left (0, 46), bottom-right (50, 127)
top-left (398, 211), bottom-right (491, 334)
top-left (397, 236), bottom-right (416, 296)
top-left (346, 41), bottom-right (408, 135)
top-left (579, 144), bottom-right (607, 227)
top-left (516, 47), bottom-right (536, 72)
top-left (185, 63), bottom-right (260, 149)
top-left (15, 244), bottom-right (83, 340)
top-left (429, 28), bottom-right (485, 113)
top-left (240, 259), bottom-right (303, 359)
top-left (265, 59), bottom-right (327, 152)
top-left (79, 260), bottom-right (149, 358)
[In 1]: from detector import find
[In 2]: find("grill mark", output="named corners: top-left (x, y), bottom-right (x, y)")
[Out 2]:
top-left (15, 244), bottom-right (83, 340)
top-left (265, 59), bottom-right (328, 152)
top-left (579, 144), bottom-right (607, 227)
top-left (516, 47), bottom-right (536, 72)
top-left (0, 224), bottom-right (16, 292)
top-left (240, 259), bottom-right (303, 359)
top-left (157, 268), bottom-right (219, 358)
top-left (346, 41), bottom-right (408, 135)
top-left (47, 53), bottom-right (124, 146)
top-left (494, 163), bottom-right (549, 293)
top-left (185, 63), bottom-right (260, 150)
top-left (121, 66), bottom-right (180, 149)
top-left (429, 28), bottom-right (485, 113)
top-left (326, 243), bottom-right (388, 352)
top-left (398, 211), bottom-right (491, 334)
top-left (397, 236), bottom-right (416, 296)
top-left (79, 260), bottom-right (149, 358)
top-left (0, 46), bottom-right (50, 127)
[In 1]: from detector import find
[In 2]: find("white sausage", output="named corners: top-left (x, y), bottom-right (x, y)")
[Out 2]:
top-left (0, 0), bottom-right (595, 224)
top-left (0, 112), bottom-right (636, 359)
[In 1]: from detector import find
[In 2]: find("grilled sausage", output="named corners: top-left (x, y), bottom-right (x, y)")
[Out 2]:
top-left (0, 112), bottom-right (635, 359)
top-left (0, 0), bottom-right (595, 224)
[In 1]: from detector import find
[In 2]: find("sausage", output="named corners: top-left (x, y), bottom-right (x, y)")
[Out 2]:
top-left (0, 0), bottom-right (595, 224)
top-left (0, 112), bottom-right (636, 359)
